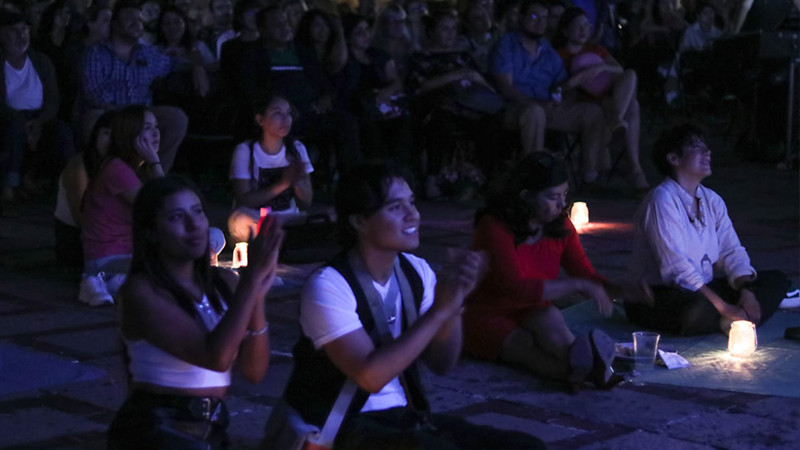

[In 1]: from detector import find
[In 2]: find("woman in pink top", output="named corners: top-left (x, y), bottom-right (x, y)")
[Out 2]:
top-left (463, 152), bottom-right (651, 392)
top-left (81, 105), bottom-right (165, 297)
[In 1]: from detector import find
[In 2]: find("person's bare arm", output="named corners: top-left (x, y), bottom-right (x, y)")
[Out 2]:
top-left (120, 218), bottom-right (284, 373)
top-left (322, 306), bottom-right (457, 393)
top-left (62, 158), bottom-right (88, 226)
top-left (325, 18), bottom-right (348, 74)
top-left (698, 285), bottom-right (748, 322)
top-left (323, 252), bottom-right (484, 392)
top-left (493, 72), bottom-right (538, 105)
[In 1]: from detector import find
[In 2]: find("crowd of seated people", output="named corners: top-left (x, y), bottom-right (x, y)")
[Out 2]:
top-left (2, 0), bottom-right (791, 305)
top-left (3, 0), bottom-right (674, 212)
top-left (1, 1), bottom-right (795, 446)
top-left (104, 128), bottom-right (793, 448)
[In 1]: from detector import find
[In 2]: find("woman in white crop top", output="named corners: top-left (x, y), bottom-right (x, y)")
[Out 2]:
top-left (107, 175), bottom-right (284, 449)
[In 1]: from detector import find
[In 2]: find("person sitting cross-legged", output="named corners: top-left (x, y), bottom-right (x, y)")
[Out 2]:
top-left (625, 124), bottom-right (791, 335)
top-left (274, 161), bottom-right (546, 449)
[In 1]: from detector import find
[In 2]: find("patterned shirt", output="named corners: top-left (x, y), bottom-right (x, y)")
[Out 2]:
top-left (490, 32), bottom-right (566, 101)
top-left (82, 40), bottom-right (175, 109)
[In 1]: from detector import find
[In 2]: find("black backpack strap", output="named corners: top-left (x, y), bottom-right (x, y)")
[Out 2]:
top-left (345, 250), bottom-right (431, 413)
top-left (394, 254), bottom-right (430, 413)
top-left (248, 140), bottom-right (257, 193)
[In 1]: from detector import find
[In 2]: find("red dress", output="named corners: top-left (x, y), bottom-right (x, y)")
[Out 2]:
top-left (462, 215), bottom-right (606, 360)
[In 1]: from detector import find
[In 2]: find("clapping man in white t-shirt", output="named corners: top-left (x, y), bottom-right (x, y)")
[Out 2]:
top-left (274, 161), bottom-right (546, 449)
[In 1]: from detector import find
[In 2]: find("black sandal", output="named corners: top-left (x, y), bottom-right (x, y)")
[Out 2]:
top-left (589, 329), bottom-right (623, 390)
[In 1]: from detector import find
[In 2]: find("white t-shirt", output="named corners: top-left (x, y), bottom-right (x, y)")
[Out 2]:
top-left (4, 57), bottom-right (44, 111)
top-left (300, 253), bottom-right (436, 412)
top-left (229, 139), bottom-right (313, 215)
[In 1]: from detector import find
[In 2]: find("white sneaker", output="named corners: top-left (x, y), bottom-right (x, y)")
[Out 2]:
top-left (779, 290), bottom-right (800, 309)
top-left (78, 273), bottom-right (114, 306)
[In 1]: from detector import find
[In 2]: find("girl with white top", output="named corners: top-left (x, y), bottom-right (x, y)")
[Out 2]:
top-left (227, 92), bottom-right (314, 242)
top-left (108, 175), bottom-right (284, 449)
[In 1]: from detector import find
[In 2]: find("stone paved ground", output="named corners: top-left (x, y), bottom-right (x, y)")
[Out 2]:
top-left (1, 116), bottom-right (798, 449)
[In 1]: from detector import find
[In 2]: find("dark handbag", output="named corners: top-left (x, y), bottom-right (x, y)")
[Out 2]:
top-left (359, 91), bottom-right (409, 121)
top-left (453, 85), bottom-right (505, 115)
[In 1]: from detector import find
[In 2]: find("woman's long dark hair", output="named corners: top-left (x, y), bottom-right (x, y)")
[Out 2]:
top-left (341, 13), bottom-right (368, 43)
top-left (37, 0), bottom-right (70, 47)
top-left (80, 4), bottom-right (111, 38)
top-left (552, 6), bottom-right (586, 50)
top-left (83, 111), bottom-right (115, 181)
top-left (130, 175), bottom-right (226, 319)
top-left (101, 105), bottom-right (149, 178)
top-left (295, 9), bottom-right (336, 54)
top-left (155, 6), bottom-right (194, 51)
top-left (480, 152), bottom-right (571, 244)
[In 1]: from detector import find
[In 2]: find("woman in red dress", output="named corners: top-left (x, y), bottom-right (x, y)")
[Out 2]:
top-left (463, 152), bottom-right (650, 391)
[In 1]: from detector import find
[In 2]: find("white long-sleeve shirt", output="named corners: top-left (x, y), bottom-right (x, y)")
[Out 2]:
top-left (628, 178), bottom-right (755, 291)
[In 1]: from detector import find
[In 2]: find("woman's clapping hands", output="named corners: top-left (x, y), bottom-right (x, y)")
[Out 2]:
top-left (244, 216), bottom-right (285, 296)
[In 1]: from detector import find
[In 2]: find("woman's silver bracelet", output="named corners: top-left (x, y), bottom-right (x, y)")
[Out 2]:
top-left (246, 323), bottom-right (269, 337)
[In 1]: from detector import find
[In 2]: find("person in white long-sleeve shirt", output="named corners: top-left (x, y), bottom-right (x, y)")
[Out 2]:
top-left (625, 124), bottom-right (790, 335)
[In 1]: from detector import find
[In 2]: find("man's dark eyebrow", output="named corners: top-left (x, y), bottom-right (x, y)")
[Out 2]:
top-left (382, 194), bottom-right (416, 207)
top-left (382, 197), bottom-right (403, 206)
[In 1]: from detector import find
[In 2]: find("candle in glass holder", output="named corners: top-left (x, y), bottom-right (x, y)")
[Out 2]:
top-left (570, 202), bottom-right (589, 228)
top-left (728, 320), bottom-right (757, 357)
top-left (232, 242), bottom-right (248, 269)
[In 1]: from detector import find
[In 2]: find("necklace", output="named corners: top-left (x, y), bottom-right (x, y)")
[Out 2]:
top-left (195, 295), bottom-right (224, 330)
top-left (197, 296), bottom-right (215, 315)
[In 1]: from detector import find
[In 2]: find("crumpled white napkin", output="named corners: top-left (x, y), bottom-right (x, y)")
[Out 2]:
top-left (658, 349), bottom-right (691, 370)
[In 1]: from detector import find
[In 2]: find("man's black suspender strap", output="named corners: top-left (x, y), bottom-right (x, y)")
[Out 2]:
top-left (308, 379), bottom-right (358, 447)
top-left (347, 251), bottom-right (430, 413)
